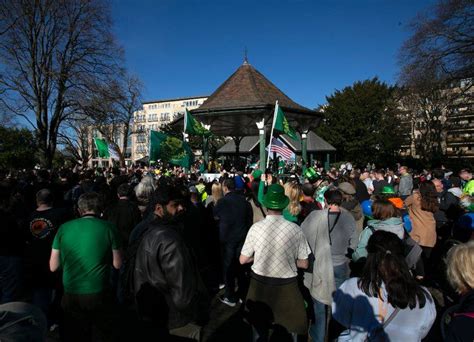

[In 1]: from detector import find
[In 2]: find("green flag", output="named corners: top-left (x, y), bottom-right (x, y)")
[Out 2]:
top-left (273, 103), bottom-right (298, 140)
top-left (184, 109), bottom-right (211, 136)
top-left (149, 130), bottom-right (194, 168)
top-left (94, 138), bottom-right (110, 158)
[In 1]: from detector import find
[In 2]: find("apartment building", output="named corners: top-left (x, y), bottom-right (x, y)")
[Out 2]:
top-left (398, 78), bottom-right (474, 160)
top-left (132, 96), bottom-right (208, 161)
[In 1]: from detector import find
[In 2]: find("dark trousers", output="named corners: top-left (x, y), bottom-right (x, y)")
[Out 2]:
top-left (416, 246), bottom-right (433, 278)
top-left (220, 241), bottom-right (246, 301)
top-left (0, 256), bottom-right (23, 304)
top-left (61, 291), bottom-right (118, 342)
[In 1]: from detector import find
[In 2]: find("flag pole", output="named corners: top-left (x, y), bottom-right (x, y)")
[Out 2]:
top-left (183, 110), bottom-right (188, 175)
top-left (183, 109), bottom-right (188, 137)
top-left (148, 129), bottom-right (152, 168)
top-left (266, 100), bottom-right (279, 169)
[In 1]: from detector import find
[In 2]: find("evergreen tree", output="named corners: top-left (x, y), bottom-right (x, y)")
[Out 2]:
top-left (316, 78), bottom-right (403, 166)
top-left (0, 127), bottom-right (37, 170)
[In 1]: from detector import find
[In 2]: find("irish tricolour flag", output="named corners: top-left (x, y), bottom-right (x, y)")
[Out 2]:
top-left (94, 138), bottom-right (120, 160)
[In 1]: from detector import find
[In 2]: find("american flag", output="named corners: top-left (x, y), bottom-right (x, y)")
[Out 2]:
top-left (270, 138), bottom-right (294, 160)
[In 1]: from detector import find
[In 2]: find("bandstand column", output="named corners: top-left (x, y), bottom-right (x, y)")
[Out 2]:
top-left (203, 124), bottom-right (211, 166)
top-left (256, 119), bottom-right (265, 172)
top-left (301, 131), bottom-right (308, 173)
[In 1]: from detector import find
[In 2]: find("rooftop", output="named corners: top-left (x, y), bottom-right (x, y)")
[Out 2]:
top-left (197, 62), bottom-right (311, 112)
top-left (143, 95), bottom-right (209, 105)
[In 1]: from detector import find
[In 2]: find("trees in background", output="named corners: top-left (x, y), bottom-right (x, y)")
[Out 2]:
top-left (399, 0), bottom-right (473, 87)
top-left (316, 78), bottom-right (403, 166)
top-left (0, 127), bottom-right (37, 170)
top-left (398, 0), bottom-right (473, 163)
top-left (0, 0), bottom-right (122, 168)
top-left (74, 75), bottom-right (143, 167)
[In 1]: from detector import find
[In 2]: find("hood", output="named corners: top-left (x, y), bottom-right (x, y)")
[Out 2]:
top-left (448, 187), bottom-right (463, 198)
top-left (367, 217), bottom-right (405, 239)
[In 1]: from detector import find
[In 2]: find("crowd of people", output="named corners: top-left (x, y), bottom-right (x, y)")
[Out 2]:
top-left (0, 162), bottom-right (473, 341)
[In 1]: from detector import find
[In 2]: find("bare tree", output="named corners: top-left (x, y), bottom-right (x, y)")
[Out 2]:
top-left (398, 0), bottom-right (473, 163)
top-left (399, 85), bottom-right (456, 162)
top-left (77, 74), bottom-right (143, 167)
top-left (399, 0), bottom-right (473, 86)
top-left (0, 0), bottom-right (122, 168)
top-left (58, 120), bottom-right (92, 167)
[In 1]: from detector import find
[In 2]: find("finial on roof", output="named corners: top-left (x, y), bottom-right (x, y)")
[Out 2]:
top-left (243, 47), bottom-right (249, 65)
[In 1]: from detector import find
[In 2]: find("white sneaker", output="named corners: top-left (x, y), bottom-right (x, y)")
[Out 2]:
top-left (218, 284), bottom-right (225, 290)
top-left (218, 295), bottom-right (236, 307)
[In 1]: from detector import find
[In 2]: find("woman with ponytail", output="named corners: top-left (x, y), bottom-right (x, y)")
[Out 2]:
top-left (331, 231), bottom-right (436, 341)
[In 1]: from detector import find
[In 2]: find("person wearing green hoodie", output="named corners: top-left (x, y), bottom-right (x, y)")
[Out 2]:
top-left (352, 199), bottom-right (405, 262)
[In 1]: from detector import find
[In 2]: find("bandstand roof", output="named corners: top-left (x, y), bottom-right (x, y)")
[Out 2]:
top-left (171, 61), bottom-right (322, 136)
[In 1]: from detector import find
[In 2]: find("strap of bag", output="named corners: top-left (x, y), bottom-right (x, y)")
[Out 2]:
top-left (383, 307), bottom-right (400, 328)
top-left (328, 211), bottom-right (341, 245)
top-left (364, 307), bottom-right (400, 341)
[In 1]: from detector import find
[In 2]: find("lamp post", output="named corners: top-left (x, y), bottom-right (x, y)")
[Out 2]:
top-left (256, 119), bottom-right (266, 172)
top-left (203, 124), bottom-right (211, 166)
top-left (301, 131), bottom-right (308, 174)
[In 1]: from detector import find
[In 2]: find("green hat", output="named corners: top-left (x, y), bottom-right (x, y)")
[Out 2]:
top-left (304, 167), bottom-right (321, 182)
top-left (262, 184), bottom-right (289, 210)
top-left (381, 185), bottom-right (396, 195)
top-left (252, 169), bottom-right (263, 180)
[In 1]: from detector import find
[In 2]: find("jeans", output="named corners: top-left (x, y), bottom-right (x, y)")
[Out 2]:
top-left (333, 263), bottom-right (349, 289)
top-left (0, 256), bottom-right (23, 304)
top-left (309, 262), bottom-right (349, 342)
top-left (220, 241), bottom-right (245, 301)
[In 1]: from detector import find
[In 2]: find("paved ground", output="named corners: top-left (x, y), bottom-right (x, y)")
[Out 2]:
top-left (45, 286), bottom-right (449, 341)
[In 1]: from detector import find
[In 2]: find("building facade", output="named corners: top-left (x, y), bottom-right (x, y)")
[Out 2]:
top-left (398, 78), bottom-right (474, 160)
top-left (132, 96), bottom-right (208, 161)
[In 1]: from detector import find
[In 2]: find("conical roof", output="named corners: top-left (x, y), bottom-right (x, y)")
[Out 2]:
top-left (198, 62), bottom-right (311, 112)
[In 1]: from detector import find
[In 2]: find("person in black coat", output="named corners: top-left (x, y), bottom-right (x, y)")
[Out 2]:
top-left (445, 241), bottom-right (474, 342)
top-left (103, 183), bottom-right (142, 251)
top-left (213, 178), bottom-right (253, 306)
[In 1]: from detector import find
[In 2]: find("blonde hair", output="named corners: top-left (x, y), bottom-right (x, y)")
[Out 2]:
top-left (284, 181), bottom-right (302, 216)
top-left (211, 182), bottom-right (223, 205)
top-left (446, 241), bottom-right (474, 294)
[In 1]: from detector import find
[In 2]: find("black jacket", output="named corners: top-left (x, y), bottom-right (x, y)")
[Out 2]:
top-left (133, 218), bottom-right (208, 330)
top-left (213, 191), bottom-right (253, 243)
top-left (103, 198), bottom-right (142, 249)
top-left (445, 290), bottom-right (474, 342)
